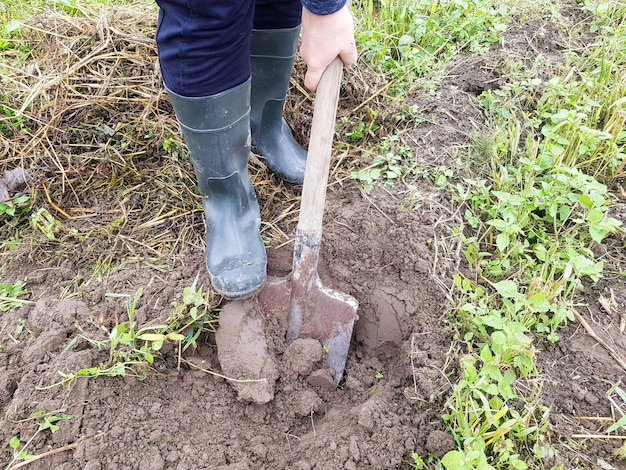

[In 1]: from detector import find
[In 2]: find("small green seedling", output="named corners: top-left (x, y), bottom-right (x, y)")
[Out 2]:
top-left (368, 371), bottom-right (384, 394)
top-left (606, 382), bottom-right (626, 434)
top-left (6, 411), bottom-right (72, 469)
top-left (0, 279), bottom-right (30, 312)
top-left (7, 318), bottom-right (33, 345)
top-left (44, 278), bottom-right (216, 389)
top-left (409, 452), bottom-right (425, 469)
top-left (168, 274), bottom-right (216, 351)
top-left (0, 194), bottom-right (31, 219)
top-left (30, 208), bottom-right (62, 240)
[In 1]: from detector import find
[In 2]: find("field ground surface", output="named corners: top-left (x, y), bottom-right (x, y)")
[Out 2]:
top-left (1, 1), bottom-right (625, 469)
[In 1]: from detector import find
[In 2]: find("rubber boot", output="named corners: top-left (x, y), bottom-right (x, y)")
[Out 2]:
top-left (166, 79), bottom-right (267, 299)
top-left (250, 26), bottom-right (307, 184)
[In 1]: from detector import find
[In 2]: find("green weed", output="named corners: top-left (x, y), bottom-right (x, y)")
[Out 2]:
top-left (351, 134), bottom-right (414, 192)
top-left (8, 318), bottom-right (33, 345)
top-left (0, 194), bottom-right (31, 220)
top-left (606, 382), bottom-right (626, 434)
top-left (167, 274), bottom-right (218, 351)
top-left (0, 195), bottom-right (32, 252)
top-left (354, 0), bottom-right (510, 88)
top-left (437, 0), bottom-right (625, 466)
top-left (0, 279), bottom-right (30, 312)
top-left (409, 452), bottom-right (425, 469)
top-left (441, 130), bottom-right (621, 464)
top-left (5, 410), bottom-right (72, 470)
top-left (30, 208), bottom-right (62, 241)
top-left (479, 0), bottom-right (626, 180)
top-left (43, 288), bottom-right (162, 388)
top-left (45, 276), bottom-right (216, 389)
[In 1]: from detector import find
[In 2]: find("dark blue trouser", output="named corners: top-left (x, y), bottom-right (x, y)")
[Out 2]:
top-left (155, 0), bottom-right (302, 97)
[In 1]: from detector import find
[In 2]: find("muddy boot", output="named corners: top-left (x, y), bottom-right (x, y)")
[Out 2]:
top-left (250, 26), bottom-right (307, 184)
top-left (167, 79), bottom-right (266, 299)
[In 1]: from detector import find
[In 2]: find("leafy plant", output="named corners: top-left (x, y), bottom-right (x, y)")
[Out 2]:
top-left (437, 2), bottom-right (625, 466)
top-left (458, 148), bottom-right (621, 333)
top-left (44, 288), bottom-right (166, 388)
top-left (9, 317), bottom-right (32, 344)
top-left (93, 288), bottom-right (187, 379)
top-left (351, 134), bottom-right (414, 192)
top-left (479, 4), bottom-right (626, 181)
top-left (0, 279), bottom-right (30, 312)
top-left (409, 452), bottom-right (425, 469)
top-left (0, 194), bottom-right (31, 220)
top-left (5, 411), bottom-right (72, 470)
top-left (167, 274), bottom-right (217, 351)
top-left (30, 208), bottom-right (61, 241)
top-left (354, 0), bottom-right (510, 87)
top-left (45, 277), bottom-right (216, 389)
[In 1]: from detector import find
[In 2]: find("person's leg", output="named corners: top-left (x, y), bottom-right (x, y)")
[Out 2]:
top-left (155, 0), bottom-right (266, 299)
top-left (253, 0), bottom-right (302, 29)
top-left (249, 0), bottom-right (308, 184)
top-left (156, 0), bottom-right (253, 96)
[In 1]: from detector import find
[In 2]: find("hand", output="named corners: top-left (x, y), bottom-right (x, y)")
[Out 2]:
top-left (299, 4), bottom-right (358, 91)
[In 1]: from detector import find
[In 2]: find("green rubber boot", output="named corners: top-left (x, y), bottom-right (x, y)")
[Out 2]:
top-left (167, 79), bottom-right (267, 299)
top-left (250, 26), bottom-right (307, 184)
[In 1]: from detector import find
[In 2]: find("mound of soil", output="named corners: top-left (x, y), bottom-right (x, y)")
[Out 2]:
top-left (2, 176), bottom-right (625, 469)
top-left (0, 181), bottom-right (455, 469)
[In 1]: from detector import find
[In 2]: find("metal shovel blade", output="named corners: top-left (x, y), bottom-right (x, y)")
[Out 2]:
top-left (258, 275), bottom-right (358, 385)
top-left (258, 58), bottom-right (358, 385)
top-left (298, 280), bottom-right (358, 384)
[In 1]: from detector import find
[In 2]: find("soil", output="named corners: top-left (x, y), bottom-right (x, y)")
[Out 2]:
top-left (1, 4), bottom-right (626, 470)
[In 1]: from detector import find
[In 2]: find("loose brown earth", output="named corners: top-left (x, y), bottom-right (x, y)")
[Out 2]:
top-left (1, 4), bottom-right (626, 470)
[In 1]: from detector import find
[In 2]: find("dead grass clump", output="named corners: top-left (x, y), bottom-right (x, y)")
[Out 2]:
top-left (0, 4), bottom-right (206, 268)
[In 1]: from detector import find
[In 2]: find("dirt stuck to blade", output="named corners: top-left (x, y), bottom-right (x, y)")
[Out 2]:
top-left (215, 300), bottom-right (280, 404)
top-left (216, 291), bottom-right (345, 401)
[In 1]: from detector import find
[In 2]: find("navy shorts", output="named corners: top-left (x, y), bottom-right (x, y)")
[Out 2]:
top-left (156, 0), bottom-right (302, 96)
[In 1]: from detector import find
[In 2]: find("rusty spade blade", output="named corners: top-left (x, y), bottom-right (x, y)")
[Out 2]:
top-left (259, 57), bottom-right (358, 385)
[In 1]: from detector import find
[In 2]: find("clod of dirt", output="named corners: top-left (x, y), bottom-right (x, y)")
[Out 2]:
top-left (216, 461), bottom-right (251, 470)
top-left (283, 337), bottom-right (323, 376)
top-left (27, 298), bottom-right (90, 334)
top-left (215, 300), bottom-right (279, 404)
top-left (292, 461), bottom-right (312, 470)
top-left (0, 374), bottom-right (18, 405)
top-left (22, 328), bottom-right (67, 363)
top-left (291, 389), bottom-right (323, 417)
top-left (357, 402), bottom-right (375, 430)
top-left (426, 430), bottom-right (456, 459)
top-left (306, 368), bottom-right (336, 389)
top-left (356, 287), bottom-right (404, 355)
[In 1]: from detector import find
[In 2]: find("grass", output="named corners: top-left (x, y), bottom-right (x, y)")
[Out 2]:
top-left (0, 0), bottom-right (204, 270)
top-left (353, 0), bottom-right (510, 91)
top-left (0, 0), bottom-right (625, 468)
top-left (0, 279), bottom-right (30, 312)
top-left (353, 0), bottom-right (624, 467)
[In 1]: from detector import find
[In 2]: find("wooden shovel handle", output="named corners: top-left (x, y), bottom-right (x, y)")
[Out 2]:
top-left (287, 57), bottom-right (343, 342)
top-left (297, 57), bottom-right (343, 235)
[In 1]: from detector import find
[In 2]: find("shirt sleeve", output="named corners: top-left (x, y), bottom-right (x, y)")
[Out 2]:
top-left (300, 0), bottom-right (346, 15)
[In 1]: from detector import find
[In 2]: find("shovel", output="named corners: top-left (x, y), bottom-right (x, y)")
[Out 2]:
top-left (259, 57), bottom-right (358, 385)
